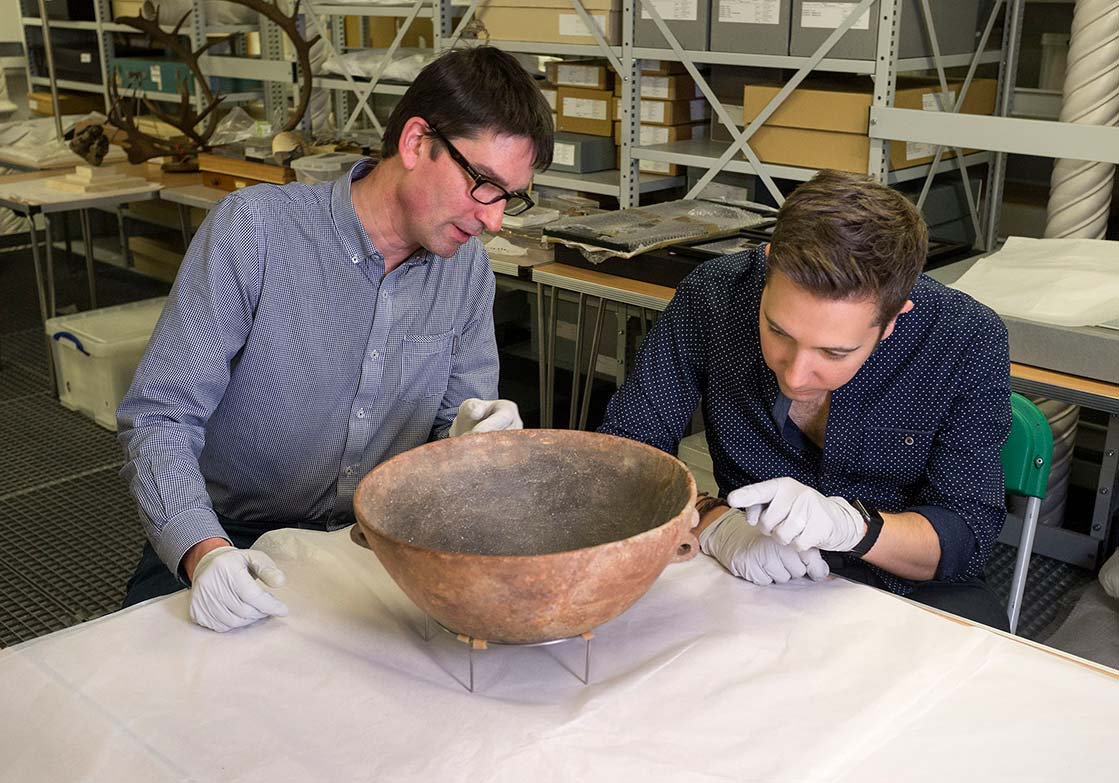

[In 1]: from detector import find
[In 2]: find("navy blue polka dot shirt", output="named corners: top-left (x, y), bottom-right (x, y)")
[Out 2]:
top-left (599, 246), bottom-right (1012, 594)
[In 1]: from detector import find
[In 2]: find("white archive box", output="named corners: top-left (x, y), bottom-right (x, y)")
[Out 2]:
top-left (291, 152), bottom-right (366, 185)
top-left (44, 297), bottom-right (168, 431)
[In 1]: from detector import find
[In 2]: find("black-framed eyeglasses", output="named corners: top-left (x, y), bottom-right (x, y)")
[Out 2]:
top-left (425, 122), bottom-right (535, 216)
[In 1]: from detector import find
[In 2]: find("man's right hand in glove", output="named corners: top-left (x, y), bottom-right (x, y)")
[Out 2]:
top-left (184, 539), bottom-right (289, 633)
top-left (699, 506), bottom-right (830, 585)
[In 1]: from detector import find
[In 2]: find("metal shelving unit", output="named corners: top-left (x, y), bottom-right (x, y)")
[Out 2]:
top-left (17, 0), bottom-right (282, 117)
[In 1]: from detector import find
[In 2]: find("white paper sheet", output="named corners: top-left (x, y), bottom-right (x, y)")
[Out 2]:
top-left (1, 528), bottom-right (1117, 782)
top-left (949, 236), bottom-right (1119, 327)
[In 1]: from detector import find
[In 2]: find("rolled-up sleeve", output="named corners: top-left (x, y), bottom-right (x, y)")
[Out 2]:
top-left (911, 315), bottom-right (1011, 581)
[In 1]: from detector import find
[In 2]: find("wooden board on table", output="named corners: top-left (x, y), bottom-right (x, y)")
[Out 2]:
top-left (197, 153), bottom-right (294, 185)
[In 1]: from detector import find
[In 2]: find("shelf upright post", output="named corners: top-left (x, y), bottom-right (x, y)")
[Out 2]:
top-left (619, 0), bottom-right (639, 208)
top-left (33, 0), bottom-right (63, 140)
top-left (868, 0), bottom-right (901, 185)
top-left (260, 9), bottom-right (288, 132)
top-left (93, 0), bottom-right (113, 115)
top-left (328, 13), bottom-right (351, 130)
top-left (434, 0), bottom-right (452, 51)
top-left (983, 0), bottom-right (1026, 252)
top-left (189, 0), bottom-right (209, 117)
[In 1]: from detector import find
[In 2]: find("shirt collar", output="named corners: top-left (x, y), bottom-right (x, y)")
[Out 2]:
top-left (331, 158), bottom-right (382, 266)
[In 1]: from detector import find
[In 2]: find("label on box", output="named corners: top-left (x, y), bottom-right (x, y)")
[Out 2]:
top-left (81, 53), bottom-right (92, 64)
top-left (557, 64), bottom-right (601, 88)
top-left (641, 159), bottom-right (673, 174)
top-left (641, 126), bottom-right (671, 145)
top-left (30, 98), bottom-right (41, 111)
top-left (150, 64), bottom-right (163, 90)
top-left (643, 76), bottom-right (671, 99)
top-left (559, 12), bottom-right (607, 37)
top-left (906, 141), bottom-right (938, 160)
top-left (553, 142), bottom-right (576, 167)
top-left (639, 102), bottom-right (668, 123)
top-left (541, 88), bottom-right (557, 111)
top-left (719, 0), bottom-right (781, 24)
top-left (641, 0), bottom-right (699, 22)
top-left (688, 99), bottom-right (708, 122)
top-left (801, 2), bottom-right (870, 30)
top-left (563, 97), bottom-right (608, 121)
top-left (922, 90), bottom-right (956, 111)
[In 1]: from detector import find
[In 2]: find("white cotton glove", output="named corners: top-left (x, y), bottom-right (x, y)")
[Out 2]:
top-left (699, 506), bottom-right (830, 585)
top-left (189, 546), bottom-right (289, 633)
top-left (449, 398), bottom-right (523, 437)
top-left (727, 477), bottom-right (866, 553)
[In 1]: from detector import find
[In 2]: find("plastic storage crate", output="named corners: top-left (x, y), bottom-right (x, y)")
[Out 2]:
top-left (291, 152), bottom-right (365, 185)
top-left (43, 298), bottom-right (167, 431)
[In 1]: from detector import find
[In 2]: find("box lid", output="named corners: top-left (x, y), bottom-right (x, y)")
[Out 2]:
top-left (45, 297), bottom-right (167, 353)
top-left (744, 77), bottom-right (993, 135)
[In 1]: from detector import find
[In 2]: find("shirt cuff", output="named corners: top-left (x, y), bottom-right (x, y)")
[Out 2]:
top-left (909, 504), bottom-right (976, 581)
top-left (152, 508), bottom-right (230, 584)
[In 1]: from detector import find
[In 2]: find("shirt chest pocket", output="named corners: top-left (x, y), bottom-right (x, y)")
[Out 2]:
top-left (399, 331), bottom-right (455, 402)
top-left (855, 427), bottom-right (936, 488)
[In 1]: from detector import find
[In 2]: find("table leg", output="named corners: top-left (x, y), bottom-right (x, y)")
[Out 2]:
top-left (177, 203), bottom-right (192, 249)
top-left (79, 208), bottom-right (97, 309)
top-left (26, 207), bottom-right (57, 394)
top-left (43, 214), bottom-right (57, 317)
top-left (1090, 414), bottom-right (1119, 545)
top-left (578, 297), bottom-right (607, 431)
top-left (568, 293), bottom-right (586, 429)
top-left (536, 282), bottom-right (547, 428)
top-left (546, 286), bottom-right (559, 428)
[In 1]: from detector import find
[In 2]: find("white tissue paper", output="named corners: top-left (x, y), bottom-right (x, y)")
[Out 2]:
top-left (949, 236), bottom-right (1119, 327)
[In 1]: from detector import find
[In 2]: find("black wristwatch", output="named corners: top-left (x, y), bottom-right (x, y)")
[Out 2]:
top-left (848, 498), bottom-right (885, 558)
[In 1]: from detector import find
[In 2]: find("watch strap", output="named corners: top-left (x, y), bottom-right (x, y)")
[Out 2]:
top-left (848, 498), bottom-right (884, 558)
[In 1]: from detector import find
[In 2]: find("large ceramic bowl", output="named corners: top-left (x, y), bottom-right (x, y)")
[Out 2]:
top-left (353, 429), bottom-right (698, 644)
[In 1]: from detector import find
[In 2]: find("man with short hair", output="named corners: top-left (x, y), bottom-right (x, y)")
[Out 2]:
top-left (118, 47), bottom-right (554, 632)
top-left (600, 170), bottom-right (1012, 629)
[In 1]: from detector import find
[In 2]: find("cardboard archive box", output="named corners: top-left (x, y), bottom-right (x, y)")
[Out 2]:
top-left (27, 91), bottom-right (103, 116)
top-left (710, 0), bottom-right (793, 56)
top-left (635, 0), bottom-right (713, 50)
top-left (616, 97), bottom-right (710, 125)
top-left (551, 132), bottom-right (617, 173)
top-left (613, 123), bottom-right (707, 176)
top-left (790, 0), bottom-right (986, 60)
top-left (741, 77), bottom-right (998, 172)
top-left (616, 73), bottom-right (703, 100)
top-left (452, 0), bottom-right (622, 46)
top-left (547, 60), bottom-right (615, 91)
top-left (557, 87), bottom-right (615, 136)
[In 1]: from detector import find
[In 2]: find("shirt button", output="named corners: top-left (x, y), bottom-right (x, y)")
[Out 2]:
top-left (356, 408), bottom-right (365, 419)
top-left (344, 467), bottom-right (354, 477)
top-left (382, 292), bottom-right (389, 301)
top-left (370, 349), bottom-right (378, 359)
top-left (351, 256), bottom-right (359, 263)
top-left (904, 435), bottom-right (915, 446)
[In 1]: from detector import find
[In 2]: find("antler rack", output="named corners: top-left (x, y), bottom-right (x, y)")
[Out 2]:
top-left (105, 0), bottom-right (320, 168)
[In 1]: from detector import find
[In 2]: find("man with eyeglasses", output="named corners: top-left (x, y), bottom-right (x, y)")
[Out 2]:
top-left (117, 47), bottom-right (553, 632)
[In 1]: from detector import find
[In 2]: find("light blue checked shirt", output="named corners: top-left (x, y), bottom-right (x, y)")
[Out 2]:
top-left (118, 160), bottom-right (499, 574)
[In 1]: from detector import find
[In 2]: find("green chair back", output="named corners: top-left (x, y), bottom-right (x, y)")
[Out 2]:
top-left (1001, 393), bottom-right (1053, 500)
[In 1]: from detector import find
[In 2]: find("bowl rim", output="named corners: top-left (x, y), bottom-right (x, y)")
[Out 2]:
top-left (352, 429), bottom-right (698, 562)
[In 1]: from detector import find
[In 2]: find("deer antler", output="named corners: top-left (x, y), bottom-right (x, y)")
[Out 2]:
top-left (108, 0), bottom-right (321, 166)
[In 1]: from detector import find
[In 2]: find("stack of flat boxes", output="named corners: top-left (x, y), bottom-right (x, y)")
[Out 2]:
top-left (551, 60), bottom-right (618, 174)
top-left (612, 62), bottom-right (709, 176)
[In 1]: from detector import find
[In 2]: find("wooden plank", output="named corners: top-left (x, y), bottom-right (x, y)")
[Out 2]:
top-left (197, 153), bottom-right (294, 185)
